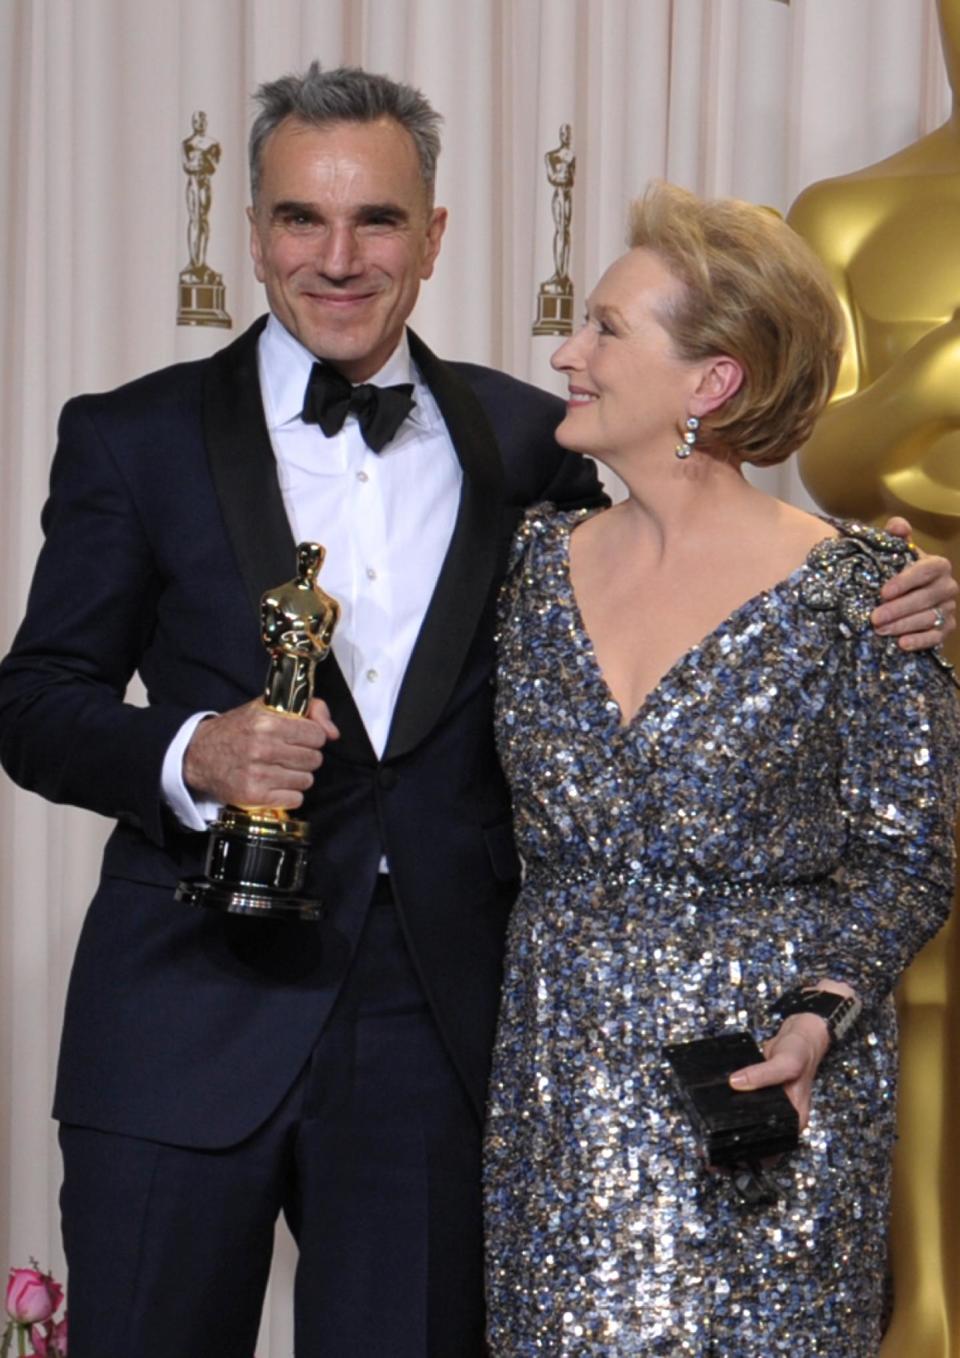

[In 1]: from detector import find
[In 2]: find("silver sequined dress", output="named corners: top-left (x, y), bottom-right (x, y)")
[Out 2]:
top-left (485, 506), bottom-right (960, 1357)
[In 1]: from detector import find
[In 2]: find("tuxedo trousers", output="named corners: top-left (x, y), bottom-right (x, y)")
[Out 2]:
top-left (59, 876), bottom-right (486, 1357)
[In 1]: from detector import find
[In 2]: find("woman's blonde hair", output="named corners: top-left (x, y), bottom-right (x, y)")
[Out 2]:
top-left (628, 181), bottom-right (845, 467)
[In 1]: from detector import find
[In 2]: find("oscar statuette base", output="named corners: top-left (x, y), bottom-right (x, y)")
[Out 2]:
top-left (532, 276), bottom-right (574, 336)
top-left (177, 271), bottom-right (232, 329)
top-left (176, 808), bottom-right (323, 923)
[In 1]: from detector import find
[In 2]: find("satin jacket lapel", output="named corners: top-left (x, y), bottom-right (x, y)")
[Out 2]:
top-left (384, 332), bottom-right (505, 761)
top-left (202, 318), bottom-right (375, 763)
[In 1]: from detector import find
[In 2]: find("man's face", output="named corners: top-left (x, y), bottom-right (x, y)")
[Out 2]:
top-left (248, 116), bottom-right (447, 381)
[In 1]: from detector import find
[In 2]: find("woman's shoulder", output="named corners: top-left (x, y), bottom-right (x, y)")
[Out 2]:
top-left (800, 519), bottom-right (958, 687)
top-left (507, 501), bottom-right (597, 570)
top-left (799, 518), bottom-right (917, 632)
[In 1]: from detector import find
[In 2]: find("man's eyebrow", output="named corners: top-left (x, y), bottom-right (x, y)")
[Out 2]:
top-left (268, 200), bottom-right (411, 223)
top-left (270, 199), bottom-right (318, 218)
top-left (354, 201), bottom-right (410, 222)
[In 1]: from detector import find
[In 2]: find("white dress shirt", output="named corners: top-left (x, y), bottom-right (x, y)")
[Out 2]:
top-left (162, 315), bottom-right (463, 830)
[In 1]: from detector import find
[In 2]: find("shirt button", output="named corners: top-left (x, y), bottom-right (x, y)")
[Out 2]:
top-left (366, 567), bottom-right (377, 580)
top-left (356, 470), bottom-right (369, 482)
top-left (366, 668), bottom-right (378, 683)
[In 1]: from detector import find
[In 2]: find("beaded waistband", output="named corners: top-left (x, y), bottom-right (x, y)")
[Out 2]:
top-left (522, 860), bottom-right (827, 904)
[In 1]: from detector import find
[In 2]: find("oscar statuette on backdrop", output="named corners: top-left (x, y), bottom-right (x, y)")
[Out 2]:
top-left (176, 110), bottom-right (232, 328)
top-left (176, 542), bottom-right (340, 922)
top-left (532, 123), bottom-right (576, 336)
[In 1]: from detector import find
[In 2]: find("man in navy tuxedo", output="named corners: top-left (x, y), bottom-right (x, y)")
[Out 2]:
top-left (0, 63), bottom-right (954, 1358)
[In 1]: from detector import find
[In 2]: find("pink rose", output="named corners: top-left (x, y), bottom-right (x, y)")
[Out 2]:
top-left (30, 1314), bottom-right (68, 1356)
top-left (5, 1267), bottom-right (63, 1325)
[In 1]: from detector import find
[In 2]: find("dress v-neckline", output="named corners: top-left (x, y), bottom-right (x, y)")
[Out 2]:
top-left (559, 514), bottom-right (836, 732)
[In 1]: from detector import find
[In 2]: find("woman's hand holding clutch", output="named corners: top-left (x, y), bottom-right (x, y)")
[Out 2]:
top-left (729, 1017), bottom-right (830, 1130)
top-left (728, 980), bottom-right (859, 1130)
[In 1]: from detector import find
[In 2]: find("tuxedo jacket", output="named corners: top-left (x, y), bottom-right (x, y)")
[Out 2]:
top-left (0, 318), bottom-right (604, 1148)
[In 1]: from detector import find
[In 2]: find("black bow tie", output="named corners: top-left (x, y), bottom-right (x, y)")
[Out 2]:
top-left (301, 362), bottom-right (416, 453)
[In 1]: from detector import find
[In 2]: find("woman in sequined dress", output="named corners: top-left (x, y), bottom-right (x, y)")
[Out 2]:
top-left (484, 183), bottom-right (960, 1357)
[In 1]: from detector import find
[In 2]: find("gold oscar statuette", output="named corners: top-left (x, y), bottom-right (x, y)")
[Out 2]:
top-left (176, 109), bottom-right (232, 329)
top-left (176, 542), bottom-right (340, 922)
top-left (789, 2), bottom-right (960, 1351)
top-left (533, 123), bottom-right (576, 336)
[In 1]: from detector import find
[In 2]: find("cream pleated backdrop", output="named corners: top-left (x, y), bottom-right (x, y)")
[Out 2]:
top-left (0, 1), bottom-right (950, 1352)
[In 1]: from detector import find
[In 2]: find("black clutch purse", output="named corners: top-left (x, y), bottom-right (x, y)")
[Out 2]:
top-left (662, 1031), bottom-right (800, 1168)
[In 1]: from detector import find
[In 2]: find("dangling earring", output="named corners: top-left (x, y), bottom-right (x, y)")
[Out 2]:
top-left (675, 416), bottom-right (699, 460)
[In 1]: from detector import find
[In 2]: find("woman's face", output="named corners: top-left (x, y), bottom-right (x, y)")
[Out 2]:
top-left (551, 248), bottom-right (704, 464)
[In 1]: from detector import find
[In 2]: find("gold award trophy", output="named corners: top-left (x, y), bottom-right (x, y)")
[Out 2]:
top-left (533, 123), bottom-right (576, 336)
top-left (177, 543), bottom-right (340, 921)
top-left (788, 2), bottom-right (960, 1349)
top-left (176, 110), bottom-right (232, 329)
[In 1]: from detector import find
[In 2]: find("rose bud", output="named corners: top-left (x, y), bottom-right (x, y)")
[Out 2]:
top-left (5, 1268), bottom-right (63, 1325)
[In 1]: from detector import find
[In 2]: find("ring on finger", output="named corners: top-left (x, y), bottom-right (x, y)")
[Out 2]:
top-left (932, 607), bottom-right (946, 630)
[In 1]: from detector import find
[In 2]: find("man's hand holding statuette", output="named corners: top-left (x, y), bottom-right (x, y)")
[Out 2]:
top-left (183, 697), bottom-right (339, 810)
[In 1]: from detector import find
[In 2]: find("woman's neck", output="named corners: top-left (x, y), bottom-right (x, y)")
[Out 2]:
top-left (602, 447), bottom-right (768, 560)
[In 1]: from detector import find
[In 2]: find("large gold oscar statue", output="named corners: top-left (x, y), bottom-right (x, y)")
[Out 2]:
top-left (789, 3), bottom-right (960, 1352)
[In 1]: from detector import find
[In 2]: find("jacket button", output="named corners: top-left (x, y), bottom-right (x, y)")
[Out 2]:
top-left (378, 767), bottom-right (398, 790)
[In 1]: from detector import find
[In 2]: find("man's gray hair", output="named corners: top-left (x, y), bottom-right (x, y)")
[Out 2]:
top-left (249, 62), bottom-right (443, 204)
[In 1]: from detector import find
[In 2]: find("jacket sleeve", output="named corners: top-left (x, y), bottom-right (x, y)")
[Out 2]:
top-left (458, 362), bottom-right (609, 515)
top-left (538, 443), bottom-right (608, 514)
top-left (0, 397), bottom-right (196, 844)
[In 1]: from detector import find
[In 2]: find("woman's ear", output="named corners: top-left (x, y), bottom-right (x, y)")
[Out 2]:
top-left (691, 355), bottom-right (744, 416)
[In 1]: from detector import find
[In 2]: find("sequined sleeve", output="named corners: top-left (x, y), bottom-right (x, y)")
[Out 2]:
top-left (497, 507), bottom-right (549, 653)
top-left (497, 502), bottom-right (592, 643)
top-left (797, 529), bottom-right (960, 1007)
